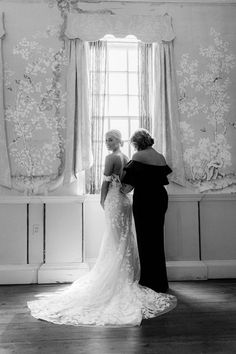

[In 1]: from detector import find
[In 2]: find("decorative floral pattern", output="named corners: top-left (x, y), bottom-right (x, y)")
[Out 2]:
top-left (177, 28), bottom-right (236, 191)
top-left (4, 26), bottom-right (67, 194)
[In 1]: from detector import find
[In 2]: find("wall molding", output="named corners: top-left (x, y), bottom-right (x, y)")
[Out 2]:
top-left (0, 195), bottom-right (85, 204)
top-left (4, 0), bottom-right (236, 4)
top-left (204, 260), bottom-right (236, 279)
top-left (0, 193), bottom-right (235, 204)
top-left (0, 260), bottom-right (235, 284)
top-left (73, 0), bottom-right (236, 5)
top-left (37, 262), bottom-right (89, 283)
top-left (0, 264), bottom-right (40, 284)
top-left (0, 262), bottom-right (89, 284)
top-left (86, 259), bottom-right (208, 281)
top-left (167, 261), bottom-right (208, 280)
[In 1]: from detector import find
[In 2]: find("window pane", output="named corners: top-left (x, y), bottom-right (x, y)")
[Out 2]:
top-left (108, 48), bottom-right (127, 71)
top-left (130, 118), bottom-right (139, 135)
top-left (129, 96), bottom-right (139, 116)
top-left (108, 96), bottom-right (128, 116)
top-left (128, 47), bottom-right (138, 71)
top-left (129, 73), bottom-right (138, 95)
top-left (130, 143), bottom-right (137, 156)
top-left (110, 119), bottom-right (129, 140)
top-left (122, 142), bottom-right (129, 157)
top-left (109, 73), bottom-right (127, 94)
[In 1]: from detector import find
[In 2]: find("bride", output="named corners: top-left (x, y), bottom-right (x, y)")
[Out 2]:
top-left (27, 129), bottom-right (177, 327)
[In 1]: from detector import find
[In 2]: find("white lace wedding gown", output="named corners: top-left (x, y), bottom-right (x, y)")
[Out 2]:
top-left (27, 175), bottom-right (177, 326)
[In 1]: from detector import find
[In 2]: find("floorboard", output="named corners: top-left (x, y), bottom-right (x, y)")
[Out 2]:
top-left (0, 280), bottom-right (236, 354)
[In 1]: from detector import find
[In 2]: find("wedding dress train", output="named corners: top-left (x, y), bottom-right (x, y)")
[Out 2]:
top-left (27, 175), bottom-right (176, 326)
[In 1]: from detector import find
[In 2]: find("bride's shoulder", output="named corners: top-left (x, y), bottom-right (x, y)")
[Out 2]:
top-left (105, 153), bottom-right (123, 168)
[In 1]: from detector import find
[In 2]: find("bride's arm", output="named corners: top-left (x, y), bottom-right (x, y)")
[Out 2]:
top-left (100, 155), bottom-right (114, 209)
top-left (100, 181), bottom-right (109, 209)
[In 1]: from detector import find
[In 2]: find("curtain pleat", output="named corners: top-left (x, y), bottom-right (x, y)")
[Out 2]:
top-left (63, 39), bottom-right (93, 185)
top-left (138, 42), bottom-right (153, 132)
top-left (152, 41), bottom-right (185, 186)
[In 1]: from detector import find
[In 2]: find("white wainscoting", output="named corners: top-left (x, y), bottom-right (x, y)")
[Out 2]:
top-left (0, 193), bottom-right (235, 284)
top-left (0, 196), bottom-right (89, 284)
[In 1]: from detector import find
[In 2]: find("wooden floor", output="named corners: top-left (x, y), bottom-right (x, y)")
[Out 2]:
top-left (0, 280), bottom-right (236, 354)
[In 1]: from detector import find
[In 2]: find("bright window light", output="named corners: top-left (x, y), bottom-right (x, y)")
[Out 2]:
top-left (90, 35), bottom-right (140, 167)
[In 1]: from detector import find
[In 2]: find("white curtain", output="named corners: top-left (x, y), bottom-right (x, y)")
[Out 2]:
top-left (0, 12), bottom-right (11, 188)
top-left (86, 41), bottom-right (107, 193)
top-left (63, 39), bottom-right (93, 184)
top-left (138, 42), bottom-right (153, 132)
top-left (152, 41), bottom-right (186, 186)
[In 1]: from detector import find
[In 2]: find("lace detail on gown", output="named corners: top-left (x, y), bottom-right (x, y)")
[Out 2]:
top-left (27, 174), bottom-right (177, 326)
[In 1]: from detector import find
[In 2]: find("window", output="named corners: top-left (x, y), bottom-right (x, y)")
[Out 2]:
top-left (90, 36), bottom-right (140, 169)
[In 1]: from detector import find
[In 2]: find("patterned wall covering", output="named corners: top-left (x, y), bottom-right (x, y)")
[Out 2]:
top-left (1, 2), bottom-right (66, 194)
top-left (1, 0), bottom-right (236, 194)
top-left (177, 28), bottom-right (236, 192)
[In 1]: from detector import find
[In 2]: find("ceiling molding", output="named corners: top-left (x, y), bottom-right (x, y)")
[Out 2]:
top-left (1, 0), bottom-right (236, 4)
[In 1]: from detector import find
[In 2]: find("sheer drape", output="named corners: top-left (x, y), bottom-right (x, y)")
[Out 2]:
top-left (138, 42), bottom-right (153, 132)
top-left (0, 12), bottom-right (11, 188)
top-left (152, 41), bottom-right (185, 186)
top-left (86, 41), bottom-right (107, 194)
top-left (63, 39), bottom-right (93, 185)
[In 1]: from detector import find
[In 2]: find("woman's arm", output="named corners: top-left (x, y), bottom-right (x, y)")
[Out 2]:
top-left (120, 169), bottom-right (134, 194)
top-left (120, 183), bottom-right (134, 194)
top-left (100, 155), bottom-right (114, 209)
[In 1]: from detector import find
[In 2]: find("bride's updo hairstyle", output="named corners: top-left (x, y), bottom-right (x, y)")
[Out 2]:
top-left (106, 129), bottom-right (124, 147)
top-left (130, 128), bottom-right (154, 151)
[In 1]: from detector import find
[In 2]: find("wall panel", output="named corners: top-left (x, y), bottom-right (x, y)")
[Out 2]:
top-left (45, 203), bottom-right (83, 263)
top-left (0, 204), bottom-right (27, 264)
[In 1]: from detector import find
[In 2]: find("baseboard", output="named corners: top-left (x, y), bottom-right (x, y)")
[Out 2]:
top-left (1, 260), bottom-right (235, 284)
top-left (85, 258), bottom-right (97, 270)
top-left (0, 264), bottom-right (40, 284)
top-left (37, 262), bottom-right (90, 283)
top-left (204, 260), bottom-right (236, 279)
top-left (0, 263), bottom-right (90, 284)
top-left (167, 261), bottom-right (208, 280)
top-left (86, 259), bottom-right (208, 281)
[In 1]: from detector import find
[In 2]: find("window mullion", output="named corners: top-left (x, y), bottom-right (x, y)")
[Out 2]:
top-left (107, 45), bottom-right (110, 131)
top-left (126, 47), bottom-right (131, 158)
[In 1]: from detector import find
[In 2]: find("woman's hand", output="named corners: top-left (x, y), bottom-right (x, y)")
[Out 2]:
top-left (120, 183), bottom-right (134, 194)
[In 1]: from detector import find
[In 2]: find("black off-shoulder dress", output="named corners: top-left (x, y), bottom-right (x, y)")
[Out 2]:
top-left (122, 160), bottom-right (172, 293)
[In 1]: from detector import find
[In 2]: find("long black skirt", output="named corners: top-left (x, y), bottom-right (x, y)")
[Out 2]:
top-left (133, 187), bottom-right (169, 293)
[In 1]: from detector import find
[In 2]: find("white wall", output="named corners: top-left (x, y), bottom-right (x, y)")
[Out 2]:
top-left (0, 194), bottom-right (236, 284)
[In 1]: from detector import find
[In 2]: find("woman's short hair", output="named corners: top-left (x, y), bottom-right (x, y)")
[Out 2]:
top-left (130, 129), bottom-right (154, 150)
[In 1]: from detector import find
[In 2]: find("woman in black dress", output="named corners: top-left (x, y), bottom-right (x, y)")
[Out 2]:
top-left (121, 129), bottom-right (172, 293)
